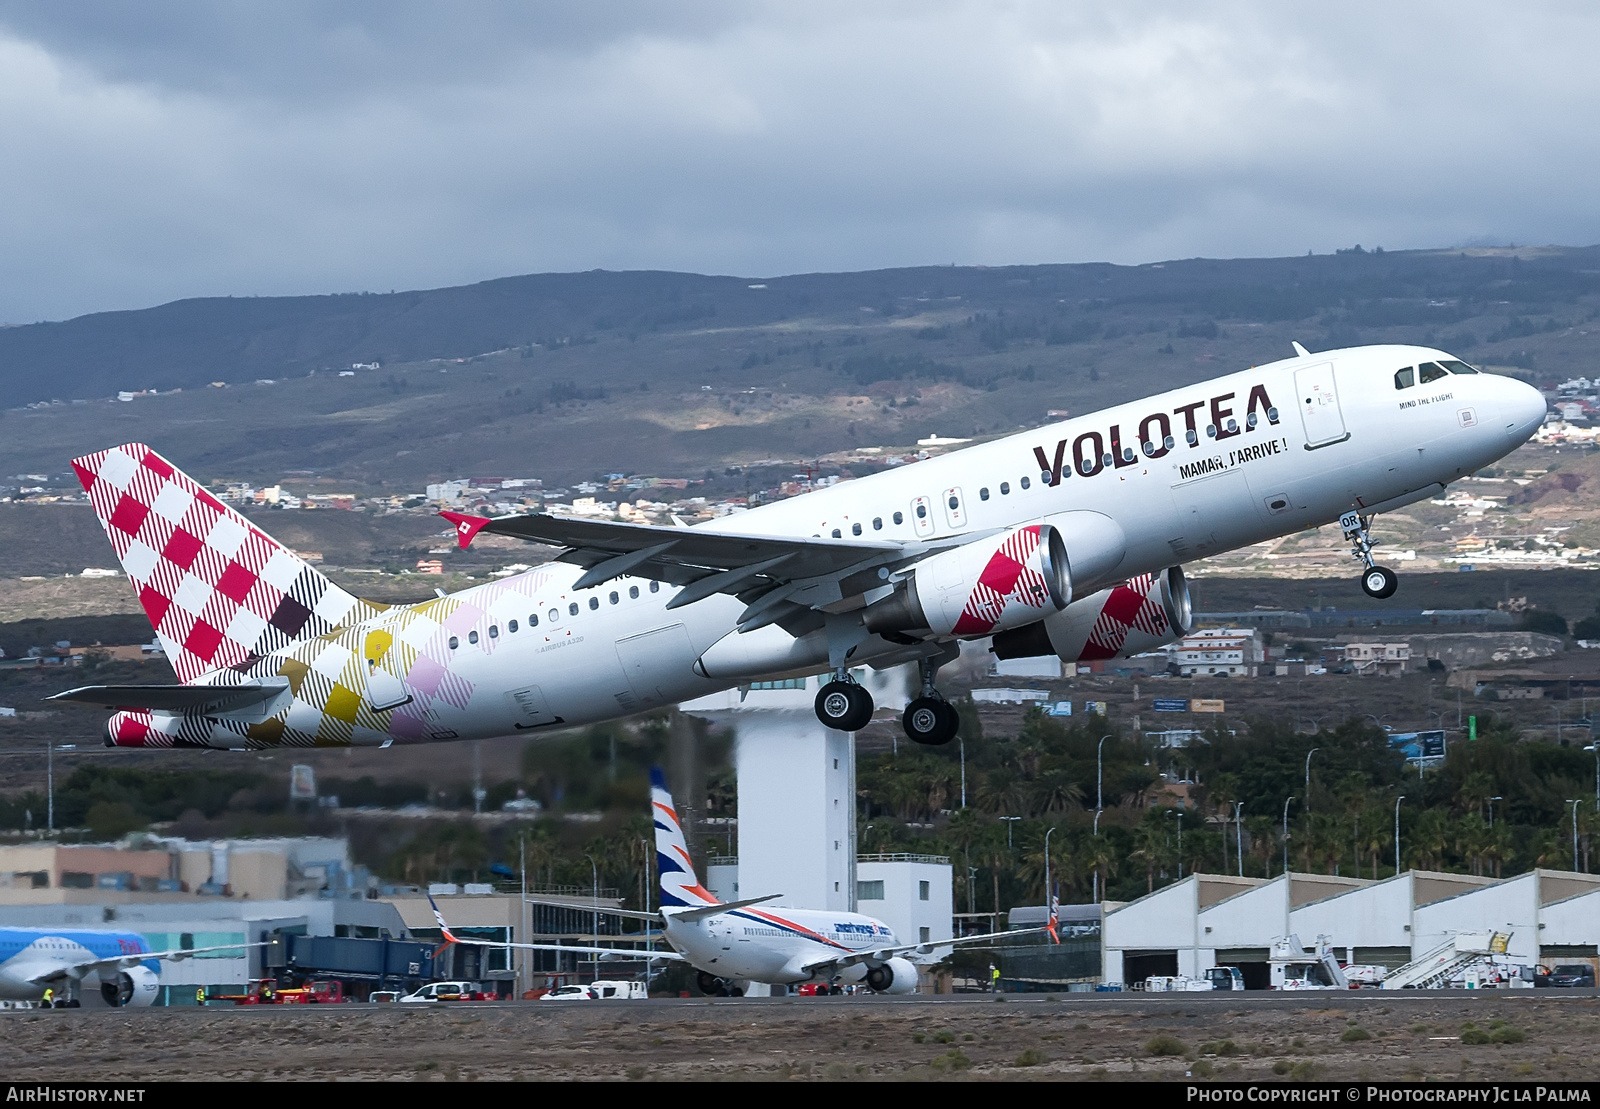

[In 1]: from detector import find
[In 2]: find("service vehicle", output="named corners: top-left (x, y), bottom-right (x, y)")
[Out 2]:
top-left (398, 980), bottom-right (494, 1003)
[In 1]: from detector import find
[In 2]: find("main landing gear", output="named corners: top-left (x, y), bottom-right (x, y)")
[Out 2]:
top-left (815, 671), bottom-right (874, 733)
top-left (1341, 511), bottom-right (1398, 600)
top-left (902, 654), bottom-right (960, 746)
top-left (697, 971), bottom-right (743, 997)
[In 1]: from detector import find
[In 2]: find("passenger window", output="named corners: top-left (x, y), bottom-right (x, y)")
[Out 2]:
top-left (1020, 476), bottom-right (1030, 489)
top-left (851, 523), bottom-right (861, 536)
top-left (650, 581), bottom-right (660, 593)
top-left (893, 511), bottom-right (903, 525)
top-left (1419, 362), bottom-right (1449, 384)
top-left (629, 585), bottom-right (639, 599)
top-left (488, 625), bottom-right (499, 639)
top-left (448, 636), bottom-right (459, 650)
top-left (568, 603), bottom-right (579, 616)
top-left (529, 613), bottom-right (539, 627)
top-left (589, 596), bottom-right (600, 610)
top-left (872, 517), bottom-right (882, 530)
top-left (509, 620), bottom-right (518, 633)
top-left (1441, 359), bottom-right (1478, 374)
top-left (999, 482), bottom-right (1010, 495)
top-left (832, 528), bottom-right (842, 538)
top-left (609, 591), bottom-right (619, 604)
top-left (1185, 428), bottom-right (1199, 446)
top-left (468, 630), bottom-right (479, 645)
top-left (1163, 435), bottom-right (1175, 450)
top-left (1205, 424), bottom-right (1217, 438)
top-left (979, 487), bottom-right (989, 501)
top-left (1394, 367), bottom-right (1415, 389)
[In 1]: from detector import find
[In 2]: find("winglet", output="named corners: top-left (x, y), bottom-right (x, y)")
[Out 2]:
top-left (439, 511), bottom-right (491, 550)
top-left (1291, 341), bottom-right (1311, 358)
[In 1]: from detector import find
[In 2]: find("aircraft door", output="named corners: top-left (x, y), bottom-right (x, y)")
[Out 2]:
top-left (1294, 362), bottom-right (1349, 448)
top-left (362, 630), bottom-right (412, 712)
top-left (941, 487), bottom-right (966, 530)
top-left (1170, 469), bottom-right (1267, 557)
top-left (616, 623), bottom-right (695, 708)
top-left (910, 495), bottom-right (935, 537)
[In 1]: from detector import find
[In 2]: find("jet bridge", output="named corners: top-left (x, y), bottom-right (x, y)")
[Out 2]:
top-left (1380, 931), bottom-right (1511, 990)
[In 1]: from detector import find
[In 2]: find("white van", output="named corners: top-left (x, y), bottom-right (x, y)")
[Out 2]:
top-left (541, 980), bottom-right (646, 1000)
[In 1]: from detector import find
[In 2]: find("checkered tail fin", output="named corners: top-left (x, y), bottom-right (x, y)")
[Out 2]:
top-left (72, 443), bottom-right (381, 683)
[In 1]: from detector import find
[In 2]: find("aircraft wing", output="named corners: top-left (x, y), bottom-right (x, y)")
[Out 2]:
top-left (31, 941), bottom-right (266, 984)
top-left (799, 926), bottom-right (1052, 975)
top-left (429, 893), bottom-right (684, 960)
top-left (50, 680), bottom-right (288, 715)
top-left (441, 510), bottom-right (970, 631)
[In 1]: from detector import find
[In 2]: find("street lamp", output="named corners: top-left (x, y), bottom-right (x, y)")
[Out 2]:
top-left (1044, 826), bottom-right (1056, 910)
top-left (959, 738), bottom-right (966, 809)
top-left (1364, 713), bottom-right (1392, 731)
top-left (46, 738), bottom-right (54, 835)
top-left (1586, 745), bottom-right (1598, 812)
top-left (1091, 811), bottom-right (1102, 903)
top-left (1394, 796), bottom-right (1406, 877)
top-left (1096, 735), bottom-right (1111, 814)
top-left (1000, 816), bottom-right (1021, 850)
top-left (1487, 796), bottom-right (1503, 829)
top-left (1166, 809), bottom-right (1184, 879)
top-left (1567, 800), bottom-right (1581, 872)
top-left (1281, 796), bottom-right (1295, 876)
top-left (1234, 802), bottom-right (1244, 878)
top-left (583, 853), bottom-right (599, 981)
top-left (1304, 748), bottom-right (1319, 814)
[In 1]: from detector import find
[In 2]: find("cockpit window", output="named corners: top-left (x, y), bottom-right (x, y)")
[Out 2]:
top-left (1419, 362), bottom-right (1449, 384)
top-left (1440, 359), bottom-right (1478, 374)
top-left (1394, 367), bottom-right (1415, 390)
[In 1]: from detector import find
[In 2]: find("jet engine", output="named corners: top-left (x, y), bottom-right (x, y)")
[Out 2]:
top-left (864, 957), bottom-right (920, 995)
top-left (864, 525), bottom-right (1070, 638)
top-left (100, 965), bottom-right (159, 1007)
top-left (991, 566), bottom-right (1192, 663)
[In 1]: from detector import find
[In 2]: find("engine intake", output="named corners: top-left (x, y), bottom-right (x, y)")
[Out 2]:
top-left (865, 956), bottom-right (919, 994)
top-left (992, 566), bottom-right (1192, 663)
top-left (100, 965), bottom-right (159, 1007)
top-left (865, 525), bottom-right (1069, 638)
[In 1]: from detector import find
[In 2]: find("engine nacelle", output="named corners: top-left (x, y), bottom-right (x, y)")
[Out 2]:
top-left (864, 957), bottom-right (920, 995)
top-left (992, 566), bottom-right (1192, 663)
top-left (100, 965), bottom-right (159, 1007)
top-left (865, 525), bottom-right (1069, 638)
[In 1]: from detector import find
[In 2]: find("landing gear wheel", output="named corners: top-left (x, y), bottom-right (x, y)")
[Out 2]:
top-left (697, 971), bottom-right (727, 997)
top-left (727, 986), bottom-right (744, 997)
top-left (815, 680), bottom-right (874, 732)
top-left (903, 697), bottom-right (959, 746)
top-left (1361, 565), bottom-right (1398, 600)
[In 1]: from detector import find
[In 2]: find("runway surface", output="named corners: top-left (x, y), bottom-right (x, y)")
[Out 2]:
top-left (5, 990), bottom-right (1598, 1081)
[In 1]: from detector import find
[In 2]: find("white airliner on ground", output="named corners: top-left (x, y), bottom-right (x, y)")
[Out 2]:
top-left (432, 769), bottom-right (1047, 996)
top-left (0, 927), bottom-right (258, 1007)
top-left (56, 344), bottom-right (1544, 748)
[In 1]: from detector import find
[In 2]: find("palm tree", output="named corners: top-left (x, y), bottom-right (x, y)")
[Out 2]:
top-left (1455, 771), bottom-right (1496, 820)
top-left (1129, 817), bottom-right (1170, 894)
top-left (975, 767), bottom-right (1025, 816)
top-left (1409, 809), bottom-right (1452, 872)
top-left (1029, 770), bottom-right (1085, 816)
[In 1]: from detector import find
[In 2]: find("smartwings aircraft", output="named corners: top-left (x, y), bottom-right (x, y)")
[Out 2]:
top-left (57, 344), bottom-right (1545, 749)
top-left (429, 769), bottom-right (1049, 995)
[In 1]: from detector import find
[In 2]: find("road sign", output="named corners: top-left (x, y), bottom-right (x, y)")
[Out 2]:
top-left (1152, 698), bottom-right (1189, 712)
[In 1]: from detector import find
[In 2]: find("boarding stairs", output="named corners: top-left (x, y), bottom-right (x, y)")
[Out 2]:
top-left (1380, 931), bottom-right (1511, 990)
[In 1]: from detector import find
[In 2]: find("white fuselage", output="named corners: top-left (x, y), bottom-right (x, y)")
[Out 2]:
top-left (0, 929), bottom-right (156, 1001)
top-left (661, 905), bottom-right (897, 985)
top-left (180, 344), bottom-right (1545, 747)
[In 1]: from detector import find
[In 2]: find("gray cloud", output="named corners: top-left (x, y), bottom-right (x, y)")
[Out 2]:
top-left (0, 1), bottom-right (1596, 322)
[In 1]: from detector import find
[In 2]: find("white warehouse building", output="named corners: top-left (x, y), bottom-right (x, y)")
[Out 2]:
top-left (1103, 869), bottom-right (1600, 988)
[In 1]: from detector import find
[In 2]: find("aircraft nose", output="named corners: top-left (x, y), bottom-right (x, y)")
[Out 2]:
top-left (1502, 377), bottom-right (1548, 442)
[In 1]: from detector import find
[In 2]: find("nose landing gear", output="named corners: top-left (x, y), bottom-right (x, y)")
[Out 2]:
top-left (1342, 510), bottom-right (1398, 599)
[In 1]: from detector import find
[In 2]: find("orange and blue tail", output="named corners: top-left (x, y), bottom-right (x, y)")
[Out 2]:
top-left (651, 767), bottom-right (719, 909)
top-left (71, 443), bottom-right (377, 684)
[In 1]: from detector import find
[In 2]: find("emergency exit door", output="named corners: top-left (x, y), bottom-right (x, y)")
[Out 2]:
top-left (1295, 362), bottom-right (1349, 448)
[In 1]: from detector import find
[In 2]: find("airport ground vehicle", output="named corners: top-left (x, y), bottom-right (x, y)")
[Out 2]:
top-left (200, 978), bottom-right (346, 1004)
top-left (1540, 964), bottom-right (1597, 988)
top-left (1204, 966), bottom-right (1244, 990)
top-left (398, 980), bottom-right (495, 1003)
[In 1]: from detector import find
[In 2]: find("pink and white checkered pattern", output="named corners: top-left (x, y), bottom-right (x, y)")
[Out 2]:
top-left (73, 443), bottom-right (375, 683)
top-left (1081, 573), bottom-right (1170, 659)
top-left (951, 525), bottom-right (1054, 636)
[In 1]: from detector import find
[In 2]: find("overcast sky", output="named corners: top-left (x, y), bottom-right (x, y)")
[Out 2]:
top-left (0, 1), bottom-right (1597, 323)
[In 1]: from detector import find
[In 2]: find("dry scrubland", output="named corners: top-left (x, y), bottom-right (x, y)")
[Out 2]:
top-left (2, 995), bottom-right (1595, 1082)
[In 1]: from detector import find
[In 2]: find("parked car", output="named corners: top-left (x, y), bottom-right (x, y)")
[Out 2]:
top-left (540, 985), bottom-right (597, 1001)
top-left (398, 981), bottom-right (492, 1003)
top-left (1543, 964), bottom-right (1597, 988)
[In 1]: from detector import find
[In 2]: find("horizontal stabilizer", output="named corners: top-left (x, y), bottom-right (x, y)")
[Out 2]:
top-left (50, 679), bottom-right (288, 715)
top-left (669, 893), bottom-right (782, 923)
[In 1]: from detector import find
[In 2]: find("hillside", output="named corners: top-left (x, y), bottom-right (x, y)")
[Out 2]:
top-left (2, 246), bottom-right (1599, 489)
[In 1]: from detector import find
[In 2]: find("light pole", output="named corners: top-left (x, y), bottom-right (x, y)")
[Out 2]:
top-left (1167, 810), bottom-right (1184, 879)
top-left (1043, 825), bottom-right (1056, 915)
top-left (1000, 816), bottom-right (1021, 850)
top-left (1096, 735), bottom-right (1111, 814)
top-left (583, 853), bottom-right (599, 982)
top-left (1282, 796), bottom-right (1295, 876)
top-left (959, 738), bottom-right (966, 809)
top-left (1586, 745), bottom-right (1598, 812)
top-left (1488, 796), bottom-right (1503, 829)
top-left (1091, 810), bottom-right (1102, 903)
top-left (1394, 796), bottom-right (1406, 877)
top-left (1304, 748), bottom-right (1319, 814)
top-left (1567, 800), bottom-right (1581, 872)
top-left (46, 738), bottom-right (53, 834)
top-left (1235, 802), bottom-right (1244, 878)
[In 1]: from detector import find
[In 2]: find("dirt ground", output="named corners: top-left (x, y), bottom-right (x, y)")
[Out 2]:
top-left (4, 992), bottom-right (1597, 1082)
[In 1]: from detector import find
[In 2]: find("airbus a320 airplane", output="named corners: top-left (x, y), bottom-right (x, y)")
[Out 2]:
top-left (57, 344), bottom-right (1544, 748)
